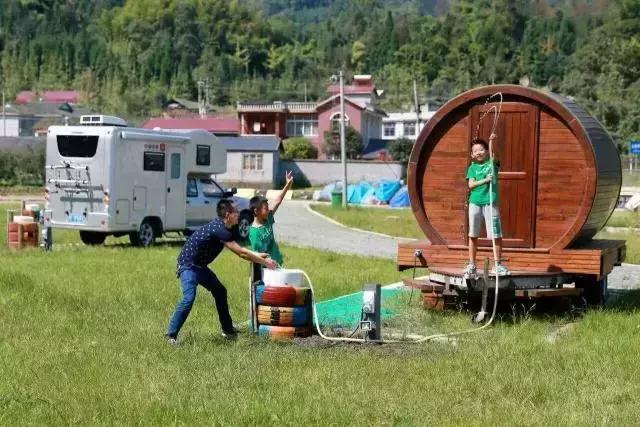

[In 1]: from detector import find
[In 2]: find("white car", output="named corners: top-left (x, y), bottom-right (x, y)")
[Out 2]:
top-left (186, 177), bottom-right (253, 240)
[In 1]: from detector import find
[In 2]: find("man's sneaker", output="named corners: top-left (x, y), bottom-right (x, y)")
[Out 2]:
top-left (491, 263), bottom-right (511, 276)
top-left (165, 334), bottom-right (179, 346)
top-left (221, 327), bottom-right (240, 340)
top-left (463, 262), bottom-right (477, 278)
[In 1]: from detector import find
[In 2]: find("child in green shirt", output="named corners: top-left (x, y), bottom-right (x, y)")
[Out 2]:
top-left (248, 171), bottom-right (293, 267)
top-left (464, 134), bottom-right (510, 277)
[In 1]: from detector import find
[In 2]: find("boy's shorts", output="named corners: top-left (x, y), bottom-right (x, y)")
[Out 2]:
top-left (469, 203), bottom-right (502, 238)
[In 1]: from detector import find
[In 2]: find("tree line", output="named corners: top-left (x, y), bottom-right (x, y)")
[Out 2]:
top-left (0, 0), bottom-right (638, 150)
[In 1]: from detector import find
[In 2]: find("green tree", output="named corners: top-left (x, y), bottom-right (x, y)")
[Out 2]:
top-left (323, 126), bottom-right (363, 160)
top-left (282, 137), bottom-right (318, 159)
top-left (389, 137), bottom-right (414, 164)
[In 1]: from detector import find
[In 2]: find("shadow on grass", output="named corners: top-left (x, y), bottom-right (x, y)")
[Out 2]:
top-left (605, 289), bottom-right (640, 311)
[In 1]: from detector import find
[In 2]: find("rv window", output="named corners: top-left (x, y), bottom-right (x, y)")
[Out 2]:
top-left (171, 153), bottom-right (181, 179)
top-left (143, 152), bottom-right (165, 172)
top-left (187, 179), bottom-right (198, 197)
top-left (196, 145), bottom-right (210, 166)
top-left (56, 135), bottom-right (99, 158)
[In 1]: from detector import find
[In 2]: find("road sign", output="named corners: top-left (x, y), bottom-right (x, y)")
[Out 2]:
top-left (631, 140), bottom-right (640, 154)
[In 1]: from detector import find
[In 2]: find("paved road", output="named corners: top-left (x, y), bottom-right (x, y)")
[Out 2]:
top-left (273, 200), bottom-right (413, 259)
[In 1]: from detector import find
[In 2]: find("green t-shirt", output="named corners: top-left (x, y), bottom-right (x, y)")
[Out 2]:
top-left (248, 212), bottom-right (284, 266)
top-left (466, 160), bottom-right (499, 206)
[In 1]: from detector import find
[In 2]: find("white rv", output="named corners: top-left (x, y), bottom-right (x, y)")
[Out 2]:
top-left (43, 115), bottom-right (252, 246)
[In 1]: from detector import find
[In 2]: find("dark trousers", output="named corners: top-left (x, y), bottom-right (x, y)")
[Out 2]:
top-left (167, 266), bottom-right (233, 337)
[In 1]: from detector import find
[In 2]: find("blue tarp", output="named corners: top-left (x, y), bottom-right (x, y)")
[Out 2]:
top-left (389, 185), bottom-right (410, 208)
top-left (347, 181), bottom-right (373, 204)
top-left (375, 180), bottom-right (402, 203)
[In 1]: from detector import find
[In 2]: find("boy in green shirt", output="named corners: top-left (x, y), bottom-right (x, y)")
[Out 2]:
top-left (464, 134), bottom-right (510, 277)
top-left (248, 171), bottom-right (293, 267)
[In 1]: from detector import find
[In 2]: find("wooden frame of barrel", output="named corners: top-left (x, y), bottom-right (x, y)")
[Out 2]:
top-left (398, 85), bottom-right (625, 290)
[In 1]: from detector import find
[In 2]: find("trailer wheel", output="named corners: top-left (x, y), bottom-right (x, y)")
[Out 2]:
top-left (237, 210), bottom-right (253, 242)
top-left (80, 231), bottom-right (107, 245)
top-left (130, 220), bottom-right (156, 247)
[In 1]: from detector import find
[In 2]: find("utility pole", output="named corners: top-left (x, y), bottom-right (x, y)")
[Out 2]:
top-left (2, 91), bottom-right (5, 137)
top-left (339, 70), bottom-right (347, 208)
top-left (413, 79), bottom-right (420, 136)
top-left (197, 80), bottom-right (206, 118)
top-left (304, 83), bottom-right (308, 103)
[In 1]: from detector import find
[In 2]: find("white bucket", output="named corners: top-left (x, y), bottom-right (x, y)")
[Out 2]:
top-left (263, 268), bottom-right (306, 287)
top-left (13, 215), bottom-right (35, 224)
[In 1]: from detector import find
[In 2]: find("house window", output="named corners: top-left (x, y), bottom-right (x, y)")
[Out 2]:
top-left (143, 152), bottom-right (165, 172)
top-left (286, 115), bottom-right (318, 137)
top-left (330, 113), bottom-right (350, 132)
top-left (242, 153), bottom-right (264, 171)
top-left (196, 145), bottom-right (210, 166)
top-left (404, 122), bottom-right (416, 136)
top-left (383, 123), bottom-right (395, 137)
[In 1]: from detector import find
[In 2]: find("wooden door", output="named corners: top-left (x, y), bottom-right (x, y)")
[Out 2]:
top-left (468, 102), bottom-right (539, 248)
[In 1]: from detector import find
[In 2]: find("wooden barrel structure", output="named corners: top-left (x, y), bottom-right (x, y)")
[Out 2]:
top-left (398, 85), bottom-right (625, 282)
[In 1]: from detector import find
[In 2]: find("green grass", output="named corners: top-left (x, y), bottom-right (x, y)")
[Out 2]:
top-left (0, 185), bottom-right (42, 196)
top-left (311, 203), bottom-right (424, 239)
top-left (606, 210), bottom-right (640, 228)
top-left (2, 203), bottom-right (640, 424)
top-left (623, 170), bottom-right (640, 187)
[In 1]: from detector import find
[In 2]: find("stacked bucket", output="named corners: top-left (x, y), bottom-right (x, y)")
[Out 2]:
top-left (254, 269), bottom-right (313, 340)
top-left (7, 204), bottom-right (40, 250)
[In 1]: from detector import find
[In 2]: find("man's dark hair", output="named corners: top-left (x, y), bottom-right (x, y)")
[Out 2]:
top-left (249, 195), bottom-right (268, 215)
top-left (471, 138), bottom-right (489, 151)
top-left (217, 199), bottom-right (235, 219)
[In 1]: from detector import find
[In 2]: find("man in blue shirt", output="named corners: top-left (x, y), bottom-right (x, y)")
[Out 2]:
top-left (166, 199), bottom-right (277, 343)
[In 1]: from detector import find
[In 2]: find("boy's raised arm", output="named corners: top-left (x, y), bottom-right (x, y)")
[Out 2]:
top-left (272, 170), bottom-right (294, 215)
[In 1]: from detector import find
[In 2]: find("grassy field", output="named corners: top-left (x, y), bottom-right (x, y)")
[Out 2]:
top-left (606, 210), bottom-right (640, 228)
top-left (2, 203), bottom-right (640, 424)
top-left (311, 203), bottom-right (424, 239)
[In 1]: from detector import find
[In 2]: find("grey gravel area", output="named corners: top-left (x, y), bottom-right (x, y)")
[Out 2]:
top-left (273, 200), bottom-right (411, 259)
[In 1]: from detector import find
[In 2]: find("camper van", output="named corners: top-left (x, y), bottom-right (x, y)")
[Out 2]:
top-left (43, 115), bottom-right (252, 247)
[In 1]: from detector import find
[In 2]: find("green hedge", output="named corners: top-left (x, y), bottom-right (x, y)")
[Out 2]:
top-left (0, 146), bottom-right (45, 187)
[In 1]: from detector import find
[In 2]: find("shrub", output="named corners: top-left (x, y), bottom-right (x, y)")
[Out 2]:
top-left (282, 137), bottom-right (318, 159)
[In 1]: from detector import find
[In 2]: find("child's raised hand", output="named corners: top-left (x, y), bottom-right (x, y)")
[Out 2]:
top-left (285, 170), bottom-right (294, 185)
top-left (489, 133), bottom-right (497, 141)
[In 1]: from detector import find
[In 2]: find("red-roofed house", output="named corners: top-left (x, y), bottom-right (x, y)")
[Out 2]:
top-left (41, 90), bottom-right (80, 104)
top-left (237, 75), bottom-right (385, 159)
top-left (141, 116), bottom-right (240, 136)
top-left (15, 91), bottom-right (36, 104)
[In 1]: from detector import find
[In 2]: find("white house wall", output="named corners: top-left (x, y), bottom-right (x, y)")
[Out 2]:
top-left (215, 151), bottom-right (275, 187)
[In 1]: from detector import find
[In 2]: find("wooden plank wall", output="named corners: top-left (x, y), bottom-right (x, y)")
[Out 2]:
top-left (422, 116), bottom-right (469, 245)
top-left (535, 109), bottom-right (590, 248)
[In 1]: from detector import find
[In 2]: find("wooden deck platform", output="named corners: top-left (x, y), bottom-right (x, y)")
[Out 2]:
top-left (398, 239), bottom-right (626, 280)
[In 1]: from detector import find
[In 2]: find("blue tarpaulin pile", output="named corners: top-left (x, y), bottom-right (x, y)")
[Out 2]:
top-left (389, 185), bottom-right (410, 208)
top-left (375, 180), bottom-right (402, 203)
top-left (314, 179), bottom-right (409, 206)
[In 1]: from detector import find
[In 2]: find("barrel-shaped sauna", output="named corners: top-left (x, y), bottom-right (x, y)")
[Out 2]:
top-left (398, 85), bottom-right (625, 281)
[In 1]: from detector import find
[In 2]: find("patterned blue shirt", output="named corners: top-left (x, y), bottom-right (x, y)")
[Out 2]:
top-left (177, 218), bottom-right (234, 271)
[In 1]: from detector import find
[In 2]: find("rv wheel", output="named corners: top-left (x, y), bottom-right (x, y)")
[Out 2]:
top-left (130, 220), bottom-right (156, 247)
top-left (237, 210), bottom-right (253, 242)
top-left (80, 231), bottom-right (107, 245)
